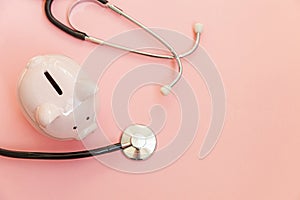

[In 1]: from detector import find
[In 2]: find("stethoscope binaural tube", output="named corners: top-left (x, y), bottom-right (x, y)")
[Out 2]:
top-left (44, 0), bottom-right (204, 95)
top-left (66, 0), bottom-right (203, 60)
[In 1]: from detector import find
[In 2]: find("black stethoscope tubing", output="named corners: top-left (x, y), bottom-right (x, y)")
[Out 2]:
top-left (0, 143), bottom-right (122, 160)
top-left (45, 0), bottom-right (90, 40)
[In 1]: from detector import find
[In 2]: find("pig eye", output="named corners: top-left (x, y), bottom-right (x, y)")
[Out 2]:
top-left (73, 126), bottom-right (77, 130)
top-left (86, 117), bottom-right (90, 121)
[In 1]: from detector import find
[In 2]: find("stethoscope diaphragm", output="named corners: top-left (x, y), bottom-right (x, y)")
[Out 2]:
top-left (121, 125), bottom-right (157, 160)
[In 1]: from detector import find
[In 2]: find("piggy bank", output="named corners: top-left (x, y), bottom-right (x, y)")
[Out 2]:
top-left (18, 55), bottom-right (98, 140)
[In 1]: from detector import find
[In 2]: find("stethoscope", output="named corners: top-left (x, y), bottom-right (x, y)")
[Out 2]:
top-left (0, 0), bottom-right (202, 161)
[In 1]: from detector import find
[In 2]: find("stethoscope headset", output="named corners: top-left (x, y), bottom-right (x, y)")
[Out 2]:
top-left (0, 0), bottom-right (203, 161)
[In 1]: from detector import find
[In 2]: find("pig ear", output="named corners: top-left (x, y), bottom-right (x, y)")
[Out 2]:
top-left (35, 103), bottom-right (62, 127)
top-left (26, 55), bottom-right (45, 69)
top-left (75, 80), bottom-right (98, 101)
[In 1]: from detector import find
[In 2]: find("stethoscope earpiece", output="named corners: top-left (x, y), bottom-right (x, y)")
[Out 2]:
top-left (160, 85), bottom-right (172, 96)
top-left (194, 23), bottom-right (204, 34)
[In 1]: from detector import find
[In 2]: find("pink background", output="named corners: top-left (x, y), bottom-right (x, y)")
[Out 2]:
top-left (1, 0), bottom-right (300, 199)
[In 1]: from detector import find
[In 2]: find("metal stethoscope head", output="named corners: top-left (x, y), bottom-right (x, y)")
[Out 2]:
top-left (44, 0), bottom-right (204, 96)
top-left (121, 125), bottom-right (157, 160)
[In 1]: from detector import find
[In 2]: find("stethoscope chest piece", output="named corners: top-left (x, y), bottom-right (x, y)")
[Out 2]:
top-left (121, 125), bottom-right (157, 160)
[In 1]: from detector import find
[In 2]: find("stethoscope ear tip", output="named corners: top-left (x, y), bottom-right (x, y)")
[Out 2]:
top-left (194, 23), bottom-right (204, 33)
top-left (160, 85), bottom-right (172, 96)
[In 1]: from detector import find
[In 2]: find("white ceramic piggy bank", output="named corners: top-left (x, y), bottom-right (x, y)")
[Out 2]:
top-left (18, 55), bottom-right (98, 140)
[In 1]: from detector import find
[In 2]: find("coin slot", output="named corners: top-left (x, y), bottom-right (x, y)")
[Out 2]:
top-left (44, 71), bottom-right (63, 96)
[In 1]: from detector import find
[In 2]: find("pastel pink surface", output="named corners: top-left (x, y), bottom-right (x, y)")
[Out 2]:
top-left (0, 0), bottom-right (300, 199)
